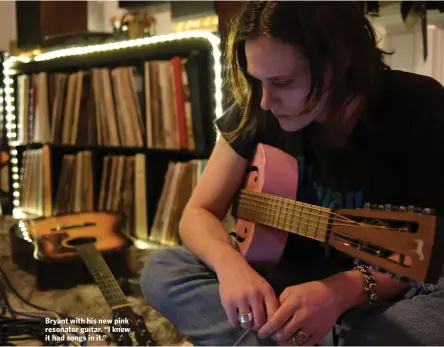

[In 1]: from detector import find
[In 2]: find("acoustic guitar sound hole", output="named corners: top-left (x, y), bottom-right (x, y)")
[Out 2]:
top-left (66, 237), bottom-right (97, 246)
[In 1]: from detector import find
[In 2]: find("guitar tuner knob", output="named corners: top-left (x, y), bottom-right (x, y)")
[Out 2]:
top-left (407, 205), bottom-right (415, 212)
top-left (390, 205), bottom-right (399, 211)
top-left (399, 206), bottom-right (406, 212)
top-left (378, 205), bottom-right (384, 210)
top-left (363, 202), bottom-right (371, 209)
top-left (384, 204), bottom-right (391, 211)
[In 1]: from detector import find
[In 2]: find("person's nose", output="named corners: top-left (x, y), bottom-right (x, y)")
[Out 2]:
top-left (260, 85), bottom-right (277, 111)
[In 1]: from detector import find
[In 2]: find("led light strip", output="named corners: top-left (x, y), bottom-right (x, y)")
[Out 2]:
top-left (3, 30), bottom-right (223, 218)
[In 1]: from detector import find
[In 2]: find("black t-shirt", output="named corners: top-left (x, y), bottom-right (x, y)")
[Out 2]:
top-left (215, 69), bottom-right (444, 270)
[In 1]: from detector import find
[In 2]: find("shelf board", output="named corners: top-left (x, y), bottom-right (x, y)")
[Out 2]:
top-left (9, 36), bottom-right (214, 75)
top-left (10, 142), bottom-right (211, 158)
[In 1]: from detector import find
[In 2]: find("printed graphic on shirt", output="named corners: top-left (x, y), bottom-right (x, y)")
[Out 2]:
top-left (297, 156), bottom-right (364, 210)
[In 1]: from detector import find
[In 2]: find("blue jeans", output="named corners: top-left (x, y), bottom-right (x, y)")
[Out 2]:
top-left (140, 246), bottom-right (444, 346)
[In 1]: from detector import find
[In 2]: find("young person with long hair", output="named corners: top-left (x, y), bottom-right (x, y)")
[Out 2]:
top-left (141, 2), bottom-right (444, 345)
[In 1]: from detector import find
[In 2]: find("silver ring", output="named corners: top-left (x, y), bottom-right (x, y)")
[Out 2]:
top-left (238, 312), bottom-right (253, 324)
top-left (292, 329), bottom-right (309, 346)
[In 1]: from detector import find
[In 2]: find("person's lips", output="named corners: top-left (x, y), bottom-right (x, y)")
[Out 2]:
top-left (273, 114), bottom-right (292, 120)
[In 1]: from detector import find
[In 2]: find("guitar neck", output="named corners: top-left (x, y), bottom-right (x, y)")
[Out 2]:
top-left (75, 243), bottom-right (129, 310)
top-left (236, 190), bottom-right (332, 242)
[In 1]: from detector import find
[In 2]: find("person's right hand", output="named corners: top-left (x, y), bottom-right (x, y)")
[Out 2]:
top-left (216, 257), bottom-right (280, 331)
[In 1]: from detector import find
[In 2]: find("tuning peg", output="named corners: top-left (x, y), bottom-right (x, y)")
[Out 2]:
top-left (408, 205), bottom-right (415, 212)
top-left (399, 206), bottom-right (406, 211)
top-left (384, 204), bottom-right (391, 211)
top-left (363, 202), bottom-right (371, 209)
top-left (390, 205), bottom-right (399, 211)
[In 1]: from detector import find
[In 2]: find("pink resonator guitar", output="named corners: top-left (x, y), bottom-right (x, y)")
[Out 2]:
top-left (232, 143), bottom-right (444, 284)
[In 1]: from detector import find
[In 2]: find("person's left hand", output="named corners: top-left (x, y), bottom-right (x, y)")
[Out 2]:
top-left (257, 280), bottom-right (345, 346)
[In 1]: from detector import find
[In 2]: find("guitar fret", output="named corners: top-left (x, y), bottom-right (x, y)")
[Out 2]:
top-left (315, 209), bottom-right (321, 240)
top-left (236, 190), bottom-right (331, 244)
top-left (297, 203), bottom-right (302, 231)
top-left (76, 244), bottom-right (128, 307)
top-left (271, 196), bottom-right (277, 227)
top-left (263, 196), bottom-right (269, 225)
top-left (282, 199), bottom-right (288, 232)
top-left (262, 195), bottom-right (270, 224)
top-left (276, 197), bottom-right (282, 230)
top-left (289, 199), bottom-right (295, 233)
top-left (277, 197), bottom-right (283, 229)
top-left (306, 205), bottom-right (311, 237)
top-left (281, 199), bottom-right (285, 231)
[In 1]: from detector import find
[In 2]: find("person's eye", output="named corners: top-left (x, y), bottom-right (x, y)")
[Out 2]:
top-left (272, 79), bottom-right (294, 87)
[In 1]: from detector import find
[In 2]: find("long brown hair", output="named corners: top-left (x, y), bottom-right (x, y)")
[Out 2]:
top-left (224, 1), bottom-right (391, 146)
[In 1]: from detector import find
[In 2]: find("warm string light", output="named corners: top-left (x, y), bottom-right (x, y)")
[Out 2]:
top-left (2, 53), bottom-right (22, 216)
top-left (3, 30), bottom-right (223, 218)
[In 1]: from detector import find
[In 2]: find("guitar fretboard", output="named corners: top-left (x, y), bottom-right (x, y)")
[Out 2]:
top-left (236, 190), bottom-right (331, 242)
top-left (75, 243), bottom-right (128, 309)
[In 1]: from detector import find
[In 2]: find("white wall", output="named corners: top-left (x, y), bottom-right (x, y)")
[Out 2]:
top-left (369, 3), bottom-right (444, 85)
top-left (96, 0), bottom-right (173, 35)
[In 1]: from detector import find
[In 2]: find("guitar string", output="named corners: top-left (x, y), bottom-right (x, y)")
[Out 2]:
top-left (235, 204), bottom-right (414, 268)
top-left (88, 250), bottom-right (127, 306)
top-left (77, 245), bottom-right (122, 305)
top-left (236, 198), bottom-right (419, 263)
top-left (84, 245), bottom-right (128, 304)
top-left (237, 197), bottom-right (415, 240)
top-left (237, 199), bottom-right (407, 237)
top-left (76, 244), bottom-right (127, 306)
top-left (240, 190), bottom-right (430, 228)
top-left (27, 224), bottom-right (129, 307)
top-left (26, 222), bottom-right (129, 302)
top-left (239, 191), bottom-right (429, 230)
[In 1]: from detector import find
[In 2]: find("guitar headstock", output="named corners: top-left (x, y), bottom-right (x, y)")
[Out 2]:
top-left (111, 306), bottom-right (157, 346)
top-left (330, 203), bottom-right (444, 284)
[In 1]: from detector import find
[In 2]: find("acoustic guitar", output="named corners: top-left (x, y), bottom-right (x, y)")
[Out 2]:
top-left (10, 212), bottom-right (130, 290)
top-left (232, 143), bottom-right (444, 285)
top-left (11, 212), bottom-right (157, 346)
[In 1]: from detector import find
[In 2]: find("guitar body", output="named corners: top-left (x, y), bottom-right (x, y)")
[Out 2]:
top-left (235, 143), bottom-right (299, 267)
top-left (9, 212), bottom-right (131, 290)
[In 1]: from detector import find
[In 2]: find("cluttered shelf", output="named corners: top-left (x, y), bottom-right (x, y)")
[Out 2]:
top-left (3, 30), bottom-right (223, 247)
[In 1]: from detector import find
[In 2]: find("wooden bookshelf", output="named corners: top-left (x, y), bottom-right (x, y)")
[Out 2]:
top-left (3, 31), bottom-right (222, 246)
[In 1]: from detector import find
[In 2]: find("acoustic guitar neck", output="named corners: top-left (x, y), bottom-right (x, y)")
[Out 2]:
top-left (236, 189), bottom-right (331, 243)
top-left (75, 243), bottom-right (129, 310)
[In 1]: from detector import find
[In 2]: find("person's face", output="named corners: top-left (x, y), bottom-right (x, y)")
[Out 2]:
top-left (245, 35), bottom-right (329, 132)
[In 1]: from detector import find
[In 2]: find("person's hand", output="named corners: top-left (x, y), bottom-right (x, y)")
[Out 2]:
top-left (257, 280), bottom-right (344, 345)
top-left (216, 257), bottom-right (280, 331)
